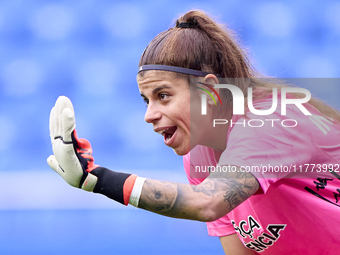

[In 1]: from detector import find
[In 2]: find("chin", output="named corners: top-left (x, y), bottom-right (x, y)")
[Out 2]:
top-left (172, 146), bottom-right (190, 156)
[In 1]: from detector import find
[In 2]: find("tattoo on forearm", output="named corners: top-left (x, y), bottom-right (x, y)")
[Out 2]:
top-left (139, 180), bottom-right (178, 213)
top-left (191, 181), bottom-right (216, 197)
top-left (138, 169), bottom-right (259, 220)
top-left (219, 172), bottom-right (259, 209)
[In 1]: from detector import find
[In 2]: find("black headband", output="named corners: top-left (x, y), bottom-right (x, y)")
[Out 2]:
top-left (138, 65), bottom-right (220, 77)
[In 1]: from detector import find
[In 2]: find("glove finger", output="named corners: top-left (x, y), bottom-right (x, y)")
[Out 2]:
top-left (55, 96), bottom-right (75, 141)
top-left (55, 97), bottom-right (63, 139)
top-left (49, 106), bottom-right (57, 144)
top-left (62, 108), bottom-right (75, 142)
top-left (60, 96), bottom-right (74, 112)
top-left (47, 155), bottom-right (64, 176)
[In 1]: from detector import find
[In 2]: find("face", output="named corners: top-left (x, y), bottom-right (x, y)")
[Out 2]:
top-left (137, 71), bottom-right (193, 155)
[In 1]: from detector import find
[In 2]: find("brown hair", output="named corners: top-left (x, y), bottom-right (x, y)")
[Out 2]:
top-left (139, 10), bottom-right (340, 122)
top-left (139, 10), bottom-right (256, 79)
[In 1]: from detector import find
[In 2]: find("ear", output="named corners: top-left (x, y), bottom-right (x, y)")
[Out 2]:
top-left (203, 74), bottom-right (220, 106)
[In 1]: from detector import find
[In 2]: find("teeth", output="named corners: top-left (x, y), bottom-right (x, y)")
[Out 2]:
top-left (156, 128), bottom-right (170, 135)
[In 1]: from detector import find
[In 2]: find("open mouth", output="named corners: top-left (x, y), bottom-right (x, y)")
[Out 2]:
top-left (156, 126), bottom-right (178, 142)
top-left (163, 126), bottom-right (177, 141)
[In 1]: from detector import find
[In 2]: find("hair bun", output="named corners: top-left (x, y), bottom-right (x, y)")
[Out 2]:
top-left (176, 17), bottom-right (199, 29)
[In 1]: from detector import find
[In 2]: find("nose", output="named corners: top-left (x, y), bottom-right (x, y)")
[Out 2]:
top-left (144, 103), bottom-right (162, 123)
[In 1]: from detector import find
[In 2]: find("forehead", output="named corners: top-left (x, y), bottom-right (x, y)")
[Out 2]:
top-left (137, 70), bottom-right (186, 91)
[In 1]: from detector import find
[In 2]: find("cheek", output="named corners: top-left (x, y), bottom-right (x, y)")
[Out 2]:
top-left (189, 94), bottom-right (203, 115)
top-left (170, 108), bottom-right (190, 130)
top-left (179, 107), bottom-right (191, 124)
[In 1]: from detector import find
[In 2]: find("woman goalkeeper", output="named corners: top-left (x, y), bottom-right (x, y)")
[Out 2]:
top-left (48, 10), bottom-right (340, 254)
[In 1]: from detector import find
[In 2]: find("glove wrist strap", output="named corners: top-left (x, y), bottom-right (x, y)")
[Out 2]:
top-left (91, 167), bottom-right (135, 205)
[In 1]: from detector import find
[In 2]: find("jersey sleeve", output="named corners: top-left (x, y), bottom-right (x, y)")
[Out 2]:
top-left (218, 104), bottom-right (315, 193)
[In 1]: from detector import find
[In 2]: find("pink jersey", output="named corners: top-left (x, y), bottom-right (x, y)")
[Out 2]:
top-left (184, 94), bottom-right (340, 254)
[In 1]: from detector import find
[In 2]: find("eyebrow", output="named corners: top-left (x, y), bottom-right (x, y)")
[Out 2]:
top-left (140, 85), bottom-right (172, 98)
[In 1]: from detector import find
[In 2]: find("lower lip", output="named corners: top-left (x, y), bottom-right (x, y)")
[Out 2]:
top-left (164, 128), bottom-right (177, 147)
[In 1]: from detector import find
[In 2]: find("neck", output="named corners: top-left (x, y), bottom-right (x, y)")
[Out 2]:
top-left (199, 111), bottom-right (231, 152)
top-left (205, 121), bottom-right (230, 152)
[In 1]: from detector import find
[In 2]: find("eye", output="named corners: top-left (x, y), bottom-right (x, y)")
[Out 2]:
top-left (159, 93), bottom-right (169, 101)
top-left (143, 97), bottom-right (149, 106)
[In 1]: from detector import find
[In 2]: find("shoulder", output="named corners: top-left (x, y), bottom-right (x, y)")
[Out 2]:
top-left (228, 93), bottom-right (317, 142)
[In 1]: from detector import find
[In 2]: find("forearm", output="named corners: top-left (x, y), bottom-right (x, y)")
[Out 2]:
top-left (138, 179), bottom-right (211, 221)
top-left (84, 166), bottom-right (259, 222)
top-left (138, 171), bottom-right (260, 222)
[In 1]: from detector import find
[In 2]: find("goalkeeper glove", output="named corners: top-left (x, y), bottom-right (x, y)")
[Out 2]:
top-left (47, 96), bottom-right (140, 205)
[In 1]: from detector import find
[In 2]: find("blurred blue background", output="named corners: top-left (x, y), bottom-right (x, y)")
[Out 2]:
top-left (0, 0), bottom-right (339, 254)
